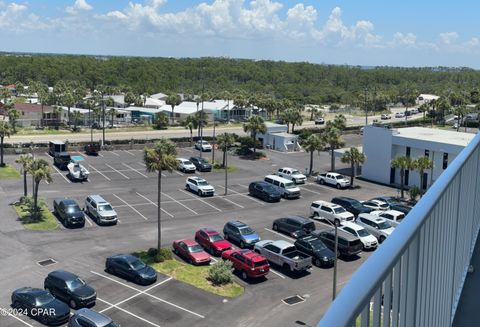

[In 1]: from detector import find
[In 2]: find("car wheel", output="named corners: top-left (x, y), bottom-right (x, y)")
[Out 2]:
top-left (319, 179), bottom-right (325, 185)
top-left (334, 219), bottom-right (340, 227)
top-left (69, 299), bottom-right (77, 309)
top-left (272, 223), bottom-right (278, 231)
top-left (134, 276), bottom-right (141, 285)
top-left (314, 258), bottom-right (322, 267)
top-left (198, 190), bottom-right (203, 196)
top-left (293, 179), bottom-right (297, 184)
top-left (336, 184), bottom-right (341, 189)
top-left (186, 184), bottom-right (190, 191)
top-left (240, 241), bottom-right (245, 248)
top-left (241, 271), bottom-right (248, 280)
top-left (313, 212), bottom-right (319, 219)
top-left (379, 236), bottom-right (386, 243)
top-left (105, 265), bottom-right (112, 273)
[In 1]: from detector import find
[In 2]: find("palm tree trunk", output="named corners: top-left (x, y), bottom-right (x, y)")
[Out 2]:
top-left (157, 169), bottom-right (162, 252)
top-left (419, 169), bottom-right (424, 197)
top-left (309, 150), bottom-right (314, 175)
top-left (68, 106), bottom-right (71, 126)
top-left (310, 110), bottom-right (314, 121)
top-left (330, 148), bottom-right (335, 171)
top-left (41, 104), bottom-right (44, 128)
top-left (189, 129), bottom-right (193, 147)
top-left (222, 149), bottom-right (226, 167)
top-left (0, 136), bottom-right (4, 167)
top-left (400, 170), bottom-right (405, 198)
top-left (292, 123), bottom-right (295, 133)
top-left (34, 181), bottom-right (39, 215)
top-left (252, 132), bottom-right (256, 154)
top-left (350, 162), bottom-right (355, 187)
top-left (23, 171), bottom-right (27, 197)
top-left (171, 106), bottom-right (175, 125)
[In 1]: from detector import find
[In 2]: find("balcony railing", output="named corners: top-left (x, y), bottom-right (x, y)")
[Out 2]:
top-left (319, 132), bottom-right (480, 327)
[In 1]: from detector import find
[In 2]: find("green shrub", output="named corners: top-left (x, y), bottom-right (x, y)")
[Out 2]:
top-left (409, 185), bottom-right (420, 203)
top-left (159, 248), bottom-right (173, 260)
top-left (154, 253), bottom-right (164, 263)
top-left (208, 260), bottom-right (233, 285)
top-left (147, 248), bottom-right (159, 257)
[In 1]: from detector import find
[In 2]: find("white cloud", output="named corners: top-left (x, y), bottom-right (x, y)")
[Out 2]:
top-left (392, 32), bottom-right (417, 46)
top-left (66, 0), bottom-right (93, 15)
top-left (465, 37), bottom-right (480, 48)
top-left (439, 32), bottom-right (458, 45)
top-left (8, 2), bottom-right (26, 12)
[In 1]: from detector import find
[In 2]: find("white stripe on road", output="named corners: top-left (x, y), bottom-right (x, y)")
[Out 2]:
top-left (106, 163), bottom-right (130, 179)
top-left (98, 152), bottom-right (104, 157)
top-left (110, 151), bottom-right (120, 156)
top-left (88, 164), bottom-right (111, 181)
top-left (2, 310), bottom-right (35, 327)
top-left (174, 170), bottom-right (184, 176)
top-left (269, 268), bottom-right (286, 279)
top-left (161, 191), bottom-right (198, 215)
top-left (264, 228), bottom-right (295, 241)
top-left (138, 162), bottom-right (166, 177)
top-left (97, 298), bottom-right (162, 327)
top-left (84, 215), bottom-right (94, 227)
top-left (219, 196), bottom-right (244, 208)
top-left (124, 150), bottom-right (136, 156)
top-left (178, 189), bottom-right (222, 212)
top-left (52, 165), bottom-right (71, 184)
top-left (122, 163), bottom-right (148, 178)
top-left (217, 185), bottom-right (265, 205)
top-left (136, 192), bottom-right (174, 218)
top-left (300, 187), bottom-right (323, 196)
top-left (113, 194), bottom-right (148, 220)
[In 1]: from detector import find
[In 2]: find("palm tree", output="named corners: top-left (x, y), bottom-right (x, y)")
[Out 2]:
top-left (217, 132), bottom-right (236, 167)
top-left (332, 114), bottom-right (347, 130)
top-left (243, 116), bottom-right (267, 154)
top-left (322, 125), bottom-right (345, 172)
top-left (8, 108), bottom-right (20, 133)
top-left (0, 121), bottom-right (12, 167)
top-left (182, 116), bottom-right (198, 146)
top-left (166, 93), bottom-right (182, 125)
top-left (301, 134), bottom-right (325, 175)
top-left (281, 108), bottom-right (303, 133)
top-left (413, 156), bottom-right (433, 196)
top-left (391, 156), bottom-right (414, 199)
top-left (453, 105), bottom-right (467, 132)
top-left (62, 90), bottom-right (76, 126)
top-left (16, 154), bottom-right (33, 198)
top-left (143, 139), bottom-right (178, 252)
top-left (29, 158), bottom-right (52, 217)
top-left (220, 90), bottom-right (231, 122)
top-left (108, 108), bottom-right (117, 127)
top-left (194, 111), bottom-right (208, 137)
top-left (72, 110), bottom-right (82, 131)
top-left (341, 147), bottom-right (366, 188)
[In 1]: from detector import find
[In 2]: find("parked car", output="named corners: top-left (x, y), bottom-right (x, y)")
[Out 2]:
top-left (54, 152), bottom-right (71, 170)
top-left (362, 199), bottom-right (390, 211)
top-left (49, 140), bottom-right (67, 157)
top-left (310, 200), bottom-right (355, 226)
top-left (311, 229), bottom-right (363, 257)
top-left (370, 196), bottom-right (411, 215)
top-left (222, 249), bottom-right (270, 280)
top-left (339, 221), bottom-right (378, 250)
top-left (172, 239), bottom-right (211, 265)
top-left (195, 140), bottom-right (212, 152)
top-left (276, 167), bottom-right (307, 184)
top-left (370, 210), bottom-right (406, 227)
top-left (194, 228), bottom-right (232, 256)
top-left (44, 270), bottom-right (96, 309)
top-left (53, 198), bottom-right (85, 228)
top-left (248, 181), bottom-right (282, 202)
top-left (189, 156), bottom-right (212, 172)
top-left (394, 112), bottom-right (405, 118)
top-left (294, 235), bottom-right (335, 267)
top-left (68, 308), bottom-right (119, 327)
top-left (331, 196), bottom-right (373, 217)
top-left (177, 158), bottom-right (196, 173)
top-left (264, 174), bottom-right (301, 199)
top-left (356, 213), bottom-right (395, 243)
top-left (105, 254), bottom-right (157, 285)
top-left (11, 287), bottom-right (70, 326)
top-left (316, 172), bottom-right (350, 189)
top-left (85, 195), bottom-right (118, 225)
top-left (272, 216), bottom-right (315, 238)
top-left (381, 114), bottom-right (391, 120)
top-left (254, 240), bottom-right (312, 273)
top-left (314, 117), bottom-right (325, 125)
top-left (185, 176), bottom-right (215, 196)
top-left (84, 143), bottom-right (100, 156)
top-left (223, 220), bottom-right (261, 248)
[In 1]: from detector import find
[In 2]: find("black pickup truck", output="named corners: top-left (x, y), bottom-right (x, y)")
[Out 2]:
top-left (53, 198), bottom-right (85, 228)
top-left (54, 152), bottom-right (71, 170)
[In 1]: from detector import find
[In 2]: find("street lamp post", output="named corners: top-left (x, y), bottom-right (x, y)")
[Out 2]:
top-left (224, 144), bottom-right (228, 196)
top-left (364, 87), bottom-right (368, 126)
top-left (102, 93), bottom-right (106, 148)
top-left (212, 117), bottom-right (216, 163)
top-left (333, 223), bottom-right (338, 301)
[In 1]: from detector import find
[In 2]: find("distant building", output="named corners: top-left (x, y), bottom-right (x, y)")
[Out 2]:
top-left (362, 126), bottom-right (475, 190)
top-left (14, 103), bottom-right (54, 127)
top-left (256, 122), bottom-right (301, 152)
top-left (416, 94), bottom-right (440, 105)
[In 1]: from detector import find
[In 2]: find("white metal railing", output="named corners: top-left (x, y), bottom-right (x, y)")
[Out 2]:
top-left (319, 132), bottom-right (480, 327)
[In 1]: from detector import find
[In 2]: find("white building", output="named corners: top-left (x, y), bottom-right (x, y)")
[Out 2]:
top-left (256, 122), bottom-right (301, 152)
top-left (362, 126), bottom-right (475, 190)
top-left (416, 94), bottom-right (440, 105)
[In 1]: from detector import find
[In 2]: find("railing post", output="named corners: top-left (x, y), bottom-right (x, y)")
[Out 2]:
top-left (404, 236), bottom-right (420, 327)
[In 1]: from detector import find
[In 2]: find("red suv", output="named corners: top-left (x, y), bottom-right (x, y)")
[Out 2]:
top-left (195, 228), bottom-right (232, 256)
top-left (222, 249), bottom-right (269, 280)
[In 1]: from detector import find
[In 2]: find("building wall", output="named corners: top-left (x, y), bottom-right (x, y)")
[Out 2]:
top-left (362, 126), bottom-right (393, 184)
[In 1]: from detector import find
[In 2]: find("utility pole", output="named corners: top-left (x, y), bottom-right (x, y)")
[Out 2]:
top-left (224, 144), bottom-right (228, 196)
top-left (199, 81), bottom-right (205, 159)
top-left (212, 117), bottom-right (216, 162)
top-left (333, 223), bottom-right (338, 301)
top-left (102, 93), bottom-right (106, 148)
top-left (364, 87), bottom-right (368, 126)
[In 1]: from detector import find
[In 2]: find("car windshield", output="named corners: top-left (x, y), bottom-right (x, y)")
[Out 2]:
top-left (263, 184), bottom-right (278, 192)
top-left (36, 293), bottom-right (55, 306)
top-left (198, 181), bottom-right (209, 186)
top-left (184, 161), bottom-right (193, 165)
top-left (66, 205), bottom-right (81, 213)
top-left (333, 207), bottom-right (346, 214)
top-left (130, 259), bottom-right (146, 270)
top-left (201, 141), bottom-right (209, 144)
top-left (291, 170), bottom-right (301, 175)
top-left (239, 227), bottom-right (254, 235)
top-left (357, 229), bottom-right (370, 237)
top-left (254, 260), bottom-right (268, 267)
top-left (66, 278), bottom-right (86, 290)
top-left (98, 204), bottom-right (113, 212)
top-left (377, 222), bottom-right (391, 230)
top-left (189, 245), bottom-right (204, 253)
top-left (336, 174), bottom-right (346, 179)
top-left (210, 234), bottom-right (223, 242)
top-left (284, 182), bottom-right (295, 189)
top-left (104, 322), bottom-right (120, 327)
top-left (198, 158), bottom-right (208, 164)
top-left (310, 239), bottom-right (327, 251)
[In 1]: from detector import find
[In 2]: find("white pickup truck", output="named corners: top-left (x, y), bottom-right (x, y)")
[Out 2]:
top-left (316, 172), bottom-right (350, 189)
top-left (254, 240), bottom-right (312, 273)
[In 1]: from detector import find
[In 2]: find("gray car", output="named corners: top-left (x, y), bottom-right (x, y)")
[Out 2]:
top-left (68, 308), bottom-right (119, 327)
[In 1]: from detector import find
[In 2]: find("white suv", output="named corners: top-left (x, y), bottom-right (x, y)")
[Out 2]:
top-left (185, 176), bottom-right (215, 196)
top-left (310, 200), bottom-right (354, 226)
top-left (195, 140), bottom-right (212, 152)
top-left (339, 221), bottom-right (378, 250)
top-left (177, 158), bottom-right (196, 173)
top-left (277, 167), bottom-right (307, 184)
top-left (370, 210), bottom-right (405, 227)
top-left (356, 213), bottom-right (395, 243)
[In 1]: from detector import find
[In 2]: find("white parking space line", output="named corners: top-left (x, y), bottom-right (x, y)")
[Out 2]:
top-left (114, 203), bottom-right (152, 208)
top-left (110, 151), bottom-right (121, 157)
top-left (269, 268), bottom-right (286, 279)
top-left (97, 298), bottom-right (162, 327)
top-left (106, 163), bottom-right (130, 179)
top-left (264, 228), bottom-right (295, 241)
top-left (174, 170), bottom-right (184, 176)
top-left (122, 163), bottom-right (148, 178)
top-left (89, 164), bottom-right (111, 181)
top-left (52, 165), bottom-right (71, 184)
top-left (91, 271), bottom-right (140, 291)
top-left (98, 152), bottom-right (104, 157)
top-left (3, 311), bottom-right (35, 327)
top-left (217, 185), bottom-right (265, 205)
top-left (136, 192), bottom-right (174, 218)
top-left (84, 215), bottom-right (94, 227)
top-left (178, 189), bottom-right (222, 212)
top-left (300, 187), bottom-right (323, 196)
top-left (124, 150), bottom-right (136, 156)
top-left (161, 192), bottom-right (198, 215)
top-left (137, 162), bottom-right (166, 177)
top-left (143, 291), bottom-right (205, 319)
top-left (113, 194), bottom-right (148, 220)
top-left (219, 196), bottom-right (244, 208)
top-left (183, 148), bottom-right (193, 153)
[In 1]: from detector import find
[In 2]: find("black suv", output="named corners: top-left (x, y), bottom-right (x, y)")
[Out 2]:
top-left (44, 270), bottom-right (96, 309)
top-left (54, 152), bottom-right (71, 170)
top-left (331, 197), bottom-right (373, 217)
top-left (311, 229), bottom-right (363, 257)
top-left (189, 156), bottom-right (212, 172)
top-left (53, 198), bottom-right (85, 228)
top-left (272, 216), bottom-right (315, 238)
top-left (294, 235), bottom-right (335, 267)
top-left (370, 196), bottom-right (412, 215)
top-left (248, 181), bottom-right (282, 202)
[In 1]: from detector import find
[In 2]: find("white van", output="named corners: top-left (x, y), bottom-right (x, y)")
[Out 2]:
top-left (264, 175), bottom-right (301, 199)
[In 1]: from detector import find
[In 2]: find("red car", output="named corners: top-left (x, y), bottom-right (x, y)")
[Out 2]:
top-left (222, 249), bottom-right (270, 280)
top-left (172, 239), bottom-right (211, 265)
top-left (195, 228), bottom-right (232, 256)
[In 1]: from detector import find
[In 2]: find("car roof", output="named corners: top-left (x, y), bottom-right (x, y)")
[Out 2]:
top-left (48, 270), bottom-right (78, 281)
top-left (180, 239), bottom-right (198, 246)
top-left (110, 254), bottom-right (138, 262)
top-left (188, 176), bottom-right (207, 182)
top-left (200, 228), bottom-right (220, 235)
top-left (312, 200), bottom-right (340, 208)
top-left (16, 287), bottom-right (47, 296)
top-left (339, 221), bottom-right (364, 231)
top-left (251, 181), bottom-right (271, 187)
top-left (227, 220), bottom-right (247, 228)
top-left (279, 215), bottom-right (311, 223)
top-left (88, 195), bottom-right (108, 203)
top-left (56, 198), bottom-right (77, 205)
top-left (177, 158), bottom-right (189, 161)
top-left (359, 214), bottom-right (387, 223)
top-left (383, 210), bottom-right (405, 216)
top-left (75, 308), bottom-right (112, 325)
top-left (332, 197), bottom-right (358, 203)
top-left (265, 174), bottom-right (292, 183)
top-left (313, 229), bottom-right (358, 241)
top-left (238, 249), bottom-right (267, 262)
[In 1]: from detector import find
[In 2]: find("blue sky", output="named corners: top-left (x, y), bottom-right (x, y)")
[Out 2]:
top-left (1, 0), bottom-right (479, 68)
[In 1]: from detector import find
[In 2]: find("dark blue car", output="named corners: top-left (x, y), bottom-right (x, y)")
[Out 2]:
top-left (248, 181), bottom-right (282, 202)
top-left (105, 254), bottom-right (157, 285)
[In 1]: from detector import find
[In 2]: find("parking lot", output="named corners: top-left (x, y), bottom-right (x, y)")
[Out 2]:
top-left (0, 135), bottom-right (401, 327)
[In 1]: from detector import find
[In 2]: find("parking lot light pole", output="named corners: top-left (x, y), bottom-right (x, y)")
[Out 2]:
top-left (212, 117), bottom-right (216, 163)
top-left (364, 87), bottom-right (368, 126)
top-left (224, 145), bottom-right (228, 195)
top-left (333, 223), bottom-right (338, 301)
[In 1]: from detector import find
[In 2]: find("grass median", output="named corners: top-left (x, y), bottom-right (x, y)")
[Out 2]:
top-left (0, 165), bottom-right (21, 179)
top-left (135, 251), bottom-right (244, 298)
top-left (12, 199), bottom-right (58, 231)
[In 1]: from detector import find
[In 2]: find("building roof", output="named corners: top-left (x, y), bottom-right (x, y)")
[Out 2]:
top-left (392, 127), bottom-right (475, 147)
top-left (15, 103), bottom-right (53, 113)
top-left (150, 92), bottom-right (168, 100)
top-left (270, 132), bottom-right (298, 138)
top-left (145, 98), bottom-right (165, 107)
top-left (418, 94), bottom-right (440, 101)
top-left (265, 122), bottom-right (286, 128)
top-left (122, 106), bottom-right (162, 114)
